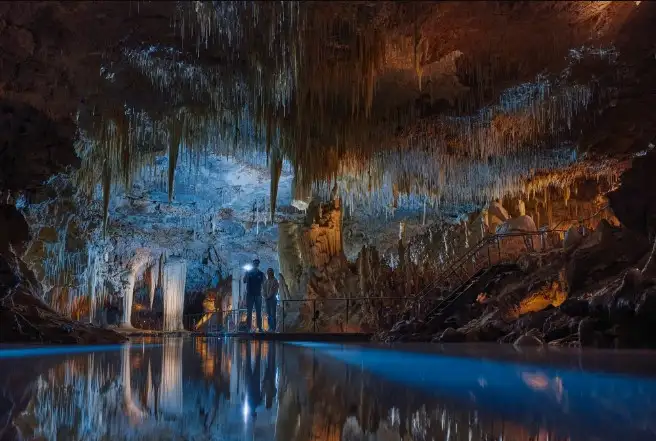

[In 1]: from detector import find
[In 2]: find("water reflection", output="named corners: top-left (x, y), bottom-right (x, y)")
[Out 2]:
top-left (1, 340), bottom-right (656, 441)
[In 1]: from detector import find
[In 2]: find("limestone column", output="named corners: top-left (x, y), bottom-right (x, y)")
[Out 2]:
top-left (162, 259), bottom-right (186, 331)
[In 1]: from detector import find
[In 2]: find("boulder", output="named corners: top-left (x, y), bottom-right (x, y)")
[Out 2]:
top-left (566, 220), bottom-right (649, 293)
top-left (578, 317), bottom-right (599, 346)
top-left (435, 327), bottom-right (466, 343)
top-left (558, 298), bottom-right (589, 317)
top-left (515, 309), bottom-right (553, 332)
top-left (543, 311), bottom-right (579, 341)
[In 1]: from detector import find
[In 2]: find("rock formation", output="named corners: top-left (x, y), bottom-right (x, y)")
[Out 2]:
top-left (0, 205), bottom-right (125, 344)
top-left (1, 1), bottom-right (656, 341)
top-left (380, 216), bottom-right (656, 349)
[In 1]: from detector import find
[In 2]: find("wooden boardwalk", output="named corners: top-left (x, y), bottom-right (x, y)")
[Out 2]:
top-left (194, 332), bottom-right (373, 342)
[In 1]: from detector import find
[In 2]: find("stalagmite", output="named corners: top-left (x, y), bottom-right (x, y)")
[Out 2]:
top-left (168, 120), bottom-right (183, 202)
top-left (121, 253), bottom-right (149, 328)
top-left (162, 259), bottom-right (187, 331)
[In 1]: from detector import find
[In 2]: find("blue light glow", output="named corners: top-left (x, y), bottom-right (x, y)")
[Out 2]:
top-left (0, 343), bottom-right (161, 359)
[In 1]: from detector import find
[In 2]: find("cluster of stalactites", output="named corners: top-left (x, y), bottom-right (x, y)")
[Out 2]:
top-left (80, 2), bottom-right (620, 229)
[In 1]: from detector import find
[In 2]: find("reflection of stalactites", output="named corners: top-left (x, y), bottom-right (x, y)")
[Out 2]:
top-left (270, 148), bottom-right (283, 223)
top-left (146, 359), bottom-right (155, 414)
top-left (122, 344), bottom-right (146, 423)
top-left (159, 338), bottom-right (184, 415)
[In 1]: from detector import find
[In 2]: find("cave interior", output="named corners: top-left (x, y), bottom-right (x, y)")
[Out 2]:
top-left (0, 0), bottom-right (655, 346)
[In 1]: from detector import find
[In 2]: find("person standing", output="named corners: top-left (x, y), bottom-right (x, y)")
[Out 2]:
top-left (243, 259), bottom-right (265, 332)
top-left (262, 268), bottom-right (279, 332)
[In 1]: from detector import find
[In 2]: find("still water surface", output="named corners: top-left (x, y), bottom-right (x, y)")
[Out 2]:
top-left (1, 338), bottom-right (656, 441)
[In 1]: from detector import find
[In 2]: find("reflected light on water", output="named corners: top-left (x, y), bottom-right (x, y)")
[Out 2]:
top-left (159, 338), bottom-right (183, 415)
top-left (3, 340), bottom-right (656, 441)
top-left (242, 401), bottom-right (251, 424)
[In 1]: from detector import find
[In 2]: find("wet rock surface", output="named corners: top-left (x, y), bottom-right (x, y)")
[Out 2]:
top-left (380, 221), bottom-right (656, 349)
top-left (0, 205), bottom-right (125, 344)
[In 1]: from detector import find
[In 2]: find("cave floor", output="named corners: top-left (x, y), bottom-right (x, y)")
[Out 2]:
top-left (2, 338), bottom-right (656, 440)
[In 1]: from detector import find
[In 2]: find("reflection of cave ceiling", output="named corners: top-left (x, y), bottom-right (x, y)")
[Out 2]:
top-left (3, 1), bottom-right (656, 300)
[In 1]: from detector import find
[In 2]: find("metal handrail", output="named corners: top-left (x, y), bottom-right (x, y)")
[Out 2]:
top-left (184, 230), bottom-right (570, 335)
top-left (401, 228), bottom-right (567, 320)
top-left (184, 307), bottom-right (268, 333)
top-left (279, 296), bottom-right (411, 332)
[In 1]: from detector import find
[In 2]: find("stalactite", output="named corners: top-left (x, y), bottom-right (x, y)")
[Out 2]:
top-left (270, 148), bottom-right (283, 222)
top-left (168, 120), bottom-right (183, 202)
top-left (147, 264), bottom-right (159, 309)
top-left (102, 161), bottom-right (111, 235)
top-left (122, 271), bottom-right (137, 328)
top-left (68, 2), bottom-right (620, 238)
top-left (158, 252), bottom-right (165, 288)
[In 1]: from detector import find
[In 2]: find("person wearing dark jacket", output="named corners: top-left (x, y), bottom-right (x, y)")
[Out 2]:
top-left (243, 259), bottom-right (265, 332)
top-left (262, 268), bottom-right (279, 332)
top-left (245, 341), bottom-right (262, 417)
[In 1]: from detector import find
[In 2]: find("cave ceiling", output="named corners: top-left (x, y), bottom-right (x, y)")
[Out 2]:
top-left (2, 0), bottom-right (655, 286)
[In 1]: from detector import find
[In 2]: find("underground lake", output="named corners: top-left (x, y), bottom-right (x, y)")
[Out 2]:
top-left (1, 338), bottom-right (656, 441)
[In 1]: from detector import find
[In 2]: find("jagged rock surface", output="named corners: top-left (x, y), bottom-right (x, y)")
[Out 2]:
top-left (0, 205), bottom-right (125, 344)
top-left (380, 222), bottom-right (656, 349)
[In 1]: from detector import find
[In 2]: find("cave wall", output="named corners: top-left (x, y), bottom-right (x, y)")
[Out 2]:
top-left (608, 149), bottom-right (656, 238)
top-left (0, 204), bottom-right (124, 343)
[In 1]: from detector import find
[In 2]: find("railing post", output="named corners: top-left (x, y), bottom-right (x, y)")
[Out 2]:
top-left (282, 301), bottom-right (286, 333)
top-left (345, 299), bottom-right (349, 331)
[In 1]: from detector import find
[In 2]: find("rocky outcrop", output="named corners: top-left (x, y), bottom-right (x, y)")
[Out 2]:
top-left (278, 198), bottom-right (366, 331)
top-left (565, 220), bottom-right (648, 293)
top-left (0, 205), bottom-right (125, 344)
top-left (380, 220), bottom-right (656, 348)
